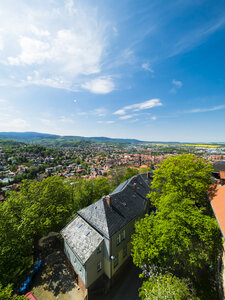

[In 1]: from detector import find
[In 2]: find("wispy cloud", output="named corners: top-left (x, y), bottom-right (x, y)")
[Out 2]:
top-left (142, 62), bottom-right (154, 73)
top-left (0, 0), bottom-right (110, 91)
top-left (170, 14), bottom-right (225, 57)
top-left (92, 108), bottom-right (108, 117)
top-left (170, 79), bottom-right (183, 93)
top-left (187, 105), bottom-right (225, 114)
top-left (114, 98), bottom-right (162, 115)
top-left (97, 120), bottom-right (115, 124)
top-left (119, 115), bottom-right (133, 120)
top-left (82, 76), bottom-right (115, 94)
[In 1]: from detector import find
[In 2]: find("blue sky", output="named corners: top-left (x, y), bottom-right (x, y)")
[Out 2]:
top-left (0, 0), bottom-right (225, 142)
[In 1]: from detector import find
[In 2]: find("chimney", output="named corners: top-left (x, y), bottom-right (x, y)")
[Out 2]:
top-left (106, 195), bottom-right (111, 207)
top-left (147, 172), bottom-right (150, 178)
top-left (133, 183), bottom-right (137, 192)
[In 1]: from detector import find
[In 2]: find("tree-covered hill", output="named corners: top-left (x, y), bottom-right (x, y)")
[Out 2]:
top-left (0, 132), bottom-right (146, 147)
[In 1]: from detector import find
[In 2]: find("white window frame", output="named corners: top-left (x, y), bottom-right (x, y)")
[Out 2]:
top-left (97, 261), bottom-right (102, 272)
top-left (116, 234), bottom-right (121, 246)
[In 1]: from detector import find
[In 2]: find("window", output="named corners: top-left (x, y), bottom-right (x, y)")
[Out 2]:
top-left (97, 261), bottom-right (102, 272)
top-left (113, 255), bottom-right (119, 268)
top-left (121, 230), bottom-right (125, 241)
top-left (123, 246), bottom-right (127, 258)
top-left (97, 245), bottom-right (102, 254)
top-left (116, 234), bottom-right (121, 246)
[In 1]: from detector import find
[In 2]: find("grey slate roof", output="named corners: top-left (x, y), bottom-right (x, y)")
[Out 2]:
top-left (213, 161), bottom-right (225, 173)
top-left (78, 173), bottom-right (152, 238)
top-left (61, 215), bottom-right (103, 264)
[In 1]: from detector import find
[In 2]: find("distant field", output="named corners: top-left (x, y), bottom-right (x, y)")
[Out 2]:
top-left (183, 144), bottom-right (220, 148)
top-left (148, 143), bottom-right (222, 148)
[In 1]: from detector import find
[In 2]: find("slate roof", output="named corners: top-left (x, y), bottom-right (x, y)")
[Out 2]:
top-left (78, 173), bottom-right (152, 238)
top-left (213, 161), bottom-right (225, 173)
top-left (61, 215), bottom-right (103, 264)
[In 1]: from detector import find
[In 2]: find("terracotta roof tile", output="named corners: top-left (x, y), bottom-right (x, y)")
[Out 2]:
top-left (209, 183), bottom-right (225, 238)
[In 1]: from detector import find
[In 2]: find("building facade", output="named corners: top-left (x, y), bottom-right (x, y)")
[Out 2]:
top-left (61, 172), bottom-right (152, 292)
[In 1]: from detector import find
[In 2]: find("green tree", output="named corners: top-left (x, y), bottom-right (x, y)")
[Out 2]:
top-left (72, 177), bottom-right (111, 210)
top-left (139, 274), bottom-right (194, 300)
top-left (0, 283), bottom-right (25, 300)
top-left (132, 193), bottom-right (221, 278)
top-left (132, 154), bottom-right (222, 298)
top-left (149, 154), bottom-right (213, 210)
top-left (122, 167), bottom-right (139, 182)
top-left (0, 176), bottom-right (73, 285)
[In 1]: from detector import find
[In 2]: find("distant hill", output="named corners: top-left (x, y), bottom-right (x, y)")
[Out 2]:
top-left (0, 138), bottom-right (25, 147)
top-left (0, 132), bottom-right (147, 147)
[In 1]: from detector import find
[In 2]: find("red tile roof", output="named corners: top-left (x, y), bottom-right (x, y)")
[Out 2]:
top-left (208, 183), bottom-right (225, 238)
top-left (220, 171), bottom-right (225, 180)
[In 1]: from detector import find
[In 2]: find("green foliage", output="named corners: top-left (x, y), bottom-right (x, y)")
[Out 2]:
top-left (0, 283), bottom-right (25, 300)
top-left (108, 167), bottom-right (139, 189)
top-left (71, 177), bottom-right (111, 210)
top-left (0, 176), bottom-right (73, 285)
top-left (139, 274), bottom-right (194, 300)
top-left (149, 154), bottom-right (213, 209)
top-left (132, 154), bottom-right (222, 298)
top-left (132, 194), bottom-right (221, 278)
top-left (122, 167), bottom-right (139, 182)
top-left (0, 175), bottom-right (112, 286)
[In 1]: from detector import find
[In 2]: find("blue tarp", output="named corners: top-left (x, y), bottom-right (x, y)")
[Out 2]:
top-left (19, 260), bottom-right (43, 293)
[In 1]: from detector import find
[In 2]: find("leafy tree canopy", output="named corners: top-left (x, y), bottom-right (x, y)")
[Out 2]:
top-left (132, 193), bottom-right (221, 278)
top-left (0, 283), bottom-right (25, 300)
top-left (150, 154), bottom-right (213, 209)
top-left (132, 154), bottom-right (222, 298)
top-left (139, 273), bottom-right (194, 300)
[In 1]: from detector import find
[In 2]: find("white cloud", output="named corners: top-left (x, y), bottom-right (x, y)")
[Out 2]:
top-left (0, 117), bottom-right (29, 131)
top-left (77, 111), bottom-right (87, 116)
top-left (172, 79), bottom-right (183, 88)
top-left (11, 118), bottom-right (29, 129)
top-left (82, 77), bottom-right (115, 94)
top-left (187, 105), bottom-right (225, 113)
top-left (151, 116), bottom-right (157, 120)
top-left (92, 108), bottom-right (107, 117)
top-left (59, 116), bottom-right (74, 124)
top-left (170, 79), bottom-right (183, 93)
top-left (0, 1), bottom-right (109, 91)
top-left (97, 120), bottom-right (114, 124)
top-left (119, 115), bottom-right (133, 120)
top-left (113, 109), bottom-right (126, 115)
top-left (142, 62), bottom-right (154, 73)
top-left (0, 98), bottom-right (7, 103)
top-left (30, 25), bottom-right (50, 37)
top-left (0, 36), bottom-right (4, 51)
top-left (114, 98), bottom-right (162, 115)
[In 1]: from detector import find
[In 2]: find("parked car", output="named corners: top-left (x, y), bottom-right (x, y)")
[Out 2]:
top-left (24, 292), bottom-right (37, 300)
